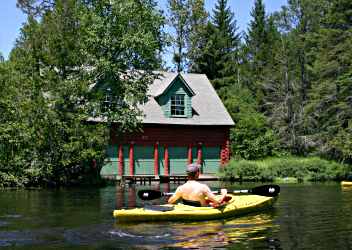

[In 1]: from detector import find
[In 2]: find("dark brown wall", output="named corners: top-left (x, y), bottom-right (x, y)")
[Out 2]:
top-left (111, 124), bottom-right (231, 147)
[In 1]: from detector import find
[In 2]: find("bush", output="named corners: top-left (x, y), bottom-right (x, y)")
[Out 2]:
top-left (221, 156), bottom-right (350, 182)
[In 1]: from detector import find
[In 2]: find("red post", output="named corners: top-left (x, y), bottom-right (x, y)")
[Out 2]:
top-left (154, 142), bottom-right (159, 176)
top-left (187, 145), bottom-right (192, 164)
top-left (164, 146), bottom-right (169, 176)
top-left (118, 145), bottom-right (124, 176)
top-left (225, 140), bottom-right (230, 164)
top-left (197, 144), bottom-right (202, 165)
top-left (220, 146), bottom-right (226, 166)
top-left (129, 142), bottom-right (134, 176)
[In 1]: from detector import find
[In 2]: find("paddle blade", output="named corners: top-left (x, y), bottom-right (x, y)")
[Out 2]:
top-left (138, 190), bottom-right (163, 200)
top-left (249, 185), bottom-right (280, 197)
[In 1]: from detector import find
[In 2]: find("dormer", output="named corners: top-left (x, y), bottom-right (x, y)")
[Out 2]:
top-left (154, 74), bottom-right (195, 118)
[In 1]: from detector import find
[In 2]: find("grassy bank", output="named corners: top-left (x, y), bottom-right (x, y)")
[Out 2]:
top-left (220, 157), bottom-right (352, 182)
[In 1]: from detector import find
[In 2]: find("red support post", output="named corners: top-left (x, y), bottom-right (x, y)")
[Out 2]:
top-left (220, 146), bottom-right (226, 166)
top-left (164, 146), bottom-right (169, 176)
top-left (118, 144), bottom-right (124, 176)
top-left (225, 140), bottom-right (230, 164)
top-left (129, 142), bottom-right (134, 176)
top-left (154, 142), bottom-right (159, 176)
top-left (197, 144), bottom-right (202, 165)
top-left (187, 145), bottom-right (192, 164)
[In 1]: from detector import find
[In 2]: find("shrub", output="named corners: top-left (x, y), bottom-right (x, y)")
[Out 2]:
top-left (221, 156), bottom-right (349, 182)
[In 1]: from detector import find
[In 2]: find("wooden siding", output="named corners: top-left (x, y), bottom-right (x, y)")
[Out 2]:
top-left (134, 146), bottom-right (154, 175)
top-left (113, 125), bottom-right (230, 147)
top-left (202, 147), bottom-right (221, 174)
top-left (168, 146), bottom-right (188, 175)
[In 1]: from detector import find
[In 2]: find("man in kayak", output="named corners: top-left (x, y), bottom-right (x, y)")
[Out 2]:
top-left (168, 163), bottom-right (228, 207)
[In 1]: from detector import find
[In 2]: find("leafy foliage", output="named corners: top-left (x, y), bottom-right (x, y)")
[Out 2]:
top-left (221, 157), bottom-right (350, 182)
top-left (1, 0), bottom-right (164, 187)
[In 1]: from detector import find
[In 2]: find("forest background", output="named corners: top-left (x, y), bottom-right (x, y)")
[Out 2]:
top-left (0, 0), bottom-right (351, 187)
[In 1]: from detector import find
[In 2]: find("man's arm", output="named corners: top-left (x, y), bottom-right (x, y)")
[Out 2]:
top-left (203, 186), bottom-right (227, 206)
top-left (168, 187), bottom-right (182, 204)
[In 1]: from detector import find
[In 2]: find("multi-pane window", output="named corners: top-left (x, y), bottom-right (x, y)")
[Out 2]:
top-left (171, 94), bottom-right (185, 116)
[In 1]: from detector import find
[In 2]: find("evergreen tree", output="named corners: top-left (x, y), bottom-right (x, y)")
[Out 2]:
top-left (194, 0), bottom-right (240, 89)
top-left (307, 0), bottom-right (352, 162)
top-left (245, 0), bottom-right (268, 83)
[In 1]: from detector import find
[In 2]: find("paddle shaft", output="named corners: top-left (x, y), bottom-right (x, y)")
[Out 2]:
top-left (162, 189), bottom-right (248, 196)
top-left (138, 185), bottom-right (280, 200)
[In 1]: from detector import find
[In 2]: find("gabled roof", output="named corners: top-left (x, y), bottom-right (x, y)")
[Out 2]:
top-left (154, 73), bottom-right (195, 98)
top-left (140, 71), bottom-right (234, 126)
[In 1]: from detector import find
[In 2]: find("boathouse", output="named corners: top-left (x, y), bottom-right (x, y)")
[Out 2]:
top-left (100, 72), bottom-right (234, 178)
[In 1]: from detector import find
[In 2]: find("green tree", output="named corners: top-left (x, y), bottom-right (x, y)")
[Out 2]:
top-left (168, 0), bottom-right (190, 72)
top-left (245, 0), bottom-right (268, 84)
top-left (186, 0), bottom-right (208, 72)
top-left (306, 0), bottom-right (352, 162)
top-left (2, 0), bottom-right (165, 187)
top-left (194, 0), bottom-right (240, 88)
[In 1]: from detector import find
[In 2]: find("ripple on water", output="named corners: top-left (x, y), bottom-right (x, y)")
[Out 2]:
top-left (0, 220), bottom-right (9, 227)
top-left (0, 214), bottom-right (22, 219)
top-left (0, 231), bottom-right (40, 247)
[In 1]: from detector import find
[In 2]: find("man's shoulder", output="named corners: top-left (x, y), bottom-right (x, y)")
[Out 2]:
top-left (198, 182), bottom-right (211, 190)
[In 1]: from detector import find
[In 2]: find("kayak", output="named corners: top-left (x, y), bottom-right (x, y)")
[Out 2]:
top-left (341, 181), bottom-right (352, 186)
top-left (113, 194), bottom-right (277, 222)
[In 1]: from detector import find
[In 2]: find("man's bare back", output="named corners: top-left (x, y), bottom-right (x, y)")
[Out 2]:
top-left (168, 180), bottom-right (217, 206)
top-left (168, 163), bottom-right (227, 207)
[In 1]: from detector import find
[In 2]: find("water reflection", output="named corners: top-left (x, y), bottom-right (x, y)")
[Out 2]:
top-left (169, 213), bottom-right (279, 249)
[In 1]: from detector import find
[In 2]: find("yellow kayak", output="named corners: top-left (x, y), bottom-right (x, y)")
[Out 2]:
top-left (341, 181), bottom-right (352, 186)
top-left (113, 194), bottom-right (277, 222)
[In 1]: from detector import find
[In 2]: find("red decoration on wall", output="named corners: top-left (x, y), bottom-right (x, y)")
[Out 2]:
top-left (154, 143), bottom-right (159, 176)
top-left (164, 146), bottom-right (169, 176)
top-left (118, 145), bottom-right (124, 176)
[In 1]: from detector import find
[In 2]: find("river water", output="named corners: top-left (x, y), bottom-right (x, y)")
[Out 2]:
top-left (1, 182), bottom-right (352, 249)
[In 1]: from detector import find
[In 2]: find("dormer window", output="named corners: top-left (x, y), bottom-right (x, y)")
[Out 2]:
top-left (171, 94), bottom-right (185, 116)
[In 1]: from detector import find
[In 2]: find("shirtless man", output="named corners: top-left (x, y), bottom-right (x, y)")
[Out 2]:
top-left (168, 163), bottom-right (227, 207)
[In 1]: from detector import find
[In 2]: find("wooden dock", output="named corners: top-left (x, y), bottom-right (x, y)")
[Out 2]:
top-left (102, 174), bottom-right (218, 185)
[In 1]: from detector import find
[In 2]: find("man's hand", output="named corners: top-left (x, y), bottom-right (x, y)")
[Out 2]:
top-left (219, 189), bottom-right (228, 203)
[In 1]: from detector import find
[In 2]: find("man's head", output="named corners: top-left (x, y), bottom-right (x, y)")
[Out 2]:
top-left (186, 163), bottom-right (200, 179)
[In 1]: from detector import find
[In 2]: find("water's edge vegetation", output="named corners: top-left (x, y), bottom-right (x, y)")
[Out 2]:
top-left (220, 157), bottom-right (352, 183)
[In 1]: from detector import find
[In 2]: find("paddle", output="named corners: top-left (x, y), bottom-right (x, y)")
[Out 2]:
top-left (138, 184), bottom-right (280, 201)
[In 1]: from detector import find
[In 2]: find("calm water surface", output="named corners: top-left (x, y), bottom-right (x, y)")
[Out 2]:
top-left (1, 182), bottom-right (352, 249)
